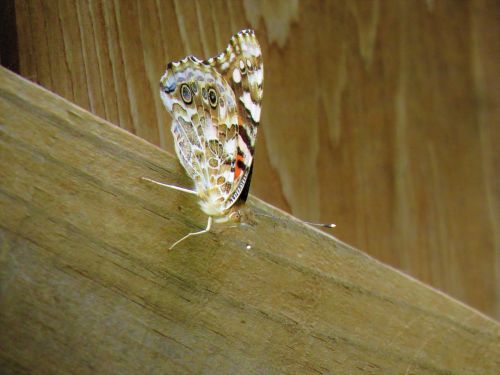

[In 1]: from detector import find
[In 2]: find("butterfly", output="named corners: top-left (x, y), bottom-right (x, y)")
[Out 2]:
top-left (143, 29), bottom-right (263, 249)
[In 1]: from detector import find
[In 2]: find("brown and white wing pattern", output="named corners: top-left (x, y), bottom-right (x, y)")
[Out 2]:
top-left (159, 30), bottom-right (263, 216)
top-left (207, 30), bottom-right (263, 206)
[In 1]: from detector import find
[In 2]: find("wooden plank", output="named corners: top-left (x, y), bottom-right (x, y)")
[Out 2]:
top-left (12, 0), bottom-right (500, 319)
top-left (1, 67), bottom-right (499, 374)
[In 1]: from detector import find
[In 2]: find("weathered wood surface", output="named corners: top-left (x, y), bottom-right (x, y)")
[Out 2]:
top-left (12, 0), bottom-right (500, 319)
top-left (1, 68), bottom-right (499, 374)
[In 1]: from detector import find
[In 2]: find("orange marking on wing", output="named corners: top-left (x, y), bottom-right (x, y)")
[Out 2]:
top-left (235, 154), bottom-right (244, 179)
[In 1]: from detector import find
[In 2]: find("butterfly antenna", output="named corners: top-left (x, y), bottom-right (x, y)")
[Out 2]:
top-left (302, 221), bottom-right (336, 228)
top-left (256, 213), bottom-right (336, 228)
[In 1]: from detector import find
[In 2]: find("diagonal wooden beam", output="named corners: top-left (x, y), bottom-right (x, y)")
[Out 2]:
top-left (0, 67), bottom-right (499, 374)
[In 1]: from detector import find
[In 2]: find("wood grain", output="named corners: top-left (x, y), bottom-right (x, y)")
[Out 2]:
top-left (12, 0), bottom-right (500, 319)
top-left (1, 66), bottom-right (499, 374)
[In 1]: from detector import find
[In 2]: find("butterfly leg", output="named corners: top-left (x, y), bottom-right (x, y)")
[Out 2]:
top-left (141, 177), bottom-right (198, 196)
top-left (169, 216), bottom-right (213, 250)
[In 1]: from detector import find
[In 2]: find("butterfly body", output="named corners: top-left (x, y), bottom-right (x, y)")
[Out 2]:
top-left (156, 30), bottom-right (263, 246)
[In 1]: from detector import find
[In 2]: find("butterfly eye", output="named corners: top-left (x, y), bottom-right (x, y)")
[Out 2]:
top-left (180, 84), bottom-right (192, 104)
top-left (208, 88), bottom-right (218, 108)
top-left (229, 210), bottom-right (241, 222)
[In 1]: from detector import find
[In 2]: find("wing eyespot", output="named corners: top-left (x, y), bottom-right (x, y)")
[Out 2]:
top-left (180, 84), bottom-right (192, 104)
top-left (208, 88), bottom-right (218, 108)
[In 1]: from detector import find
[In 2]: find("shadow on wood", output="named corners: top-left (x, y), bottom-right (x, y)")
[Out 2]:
top-left (1, 67), bottom-right (499, 374)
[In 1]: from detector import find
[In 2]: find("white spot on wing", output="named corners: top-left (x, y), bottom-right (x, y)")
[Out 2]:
top-left (223, 170), bottom-right (234, 183)
top-left (224, 138), bottom-right (237, 154)
top-left (240, 92), bottom-right (261, 122)
top-left (255, 68), bottom-right (263, 85)
top-left (238, 134), bottom-right (251, 159)
top-left (232, 68), bottom-right (241, 83)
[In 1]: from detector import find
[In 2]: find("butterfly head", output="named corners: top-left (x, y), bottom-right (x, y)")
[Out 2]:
top-left (213, 203), bottom-right (256, 227)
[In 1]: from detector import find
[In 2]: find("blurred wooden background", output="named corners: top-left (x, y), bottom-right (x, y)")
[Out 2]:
top-left (4, 0), bottom-right (498, 319)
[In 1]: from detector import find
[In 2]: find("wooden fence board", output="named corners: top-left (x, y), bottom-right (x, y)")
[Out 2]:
top-left (1, 67), bottom-right (499, 374)
top-left (11, 0), bottom-right (500, 319)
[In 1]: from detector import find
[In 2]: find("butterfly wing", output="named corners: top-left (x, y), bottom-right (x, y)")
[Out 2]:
top-left (160, 30), bottom-right (263, 214)
top-left (207, 30), bottom-right (263, 205)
